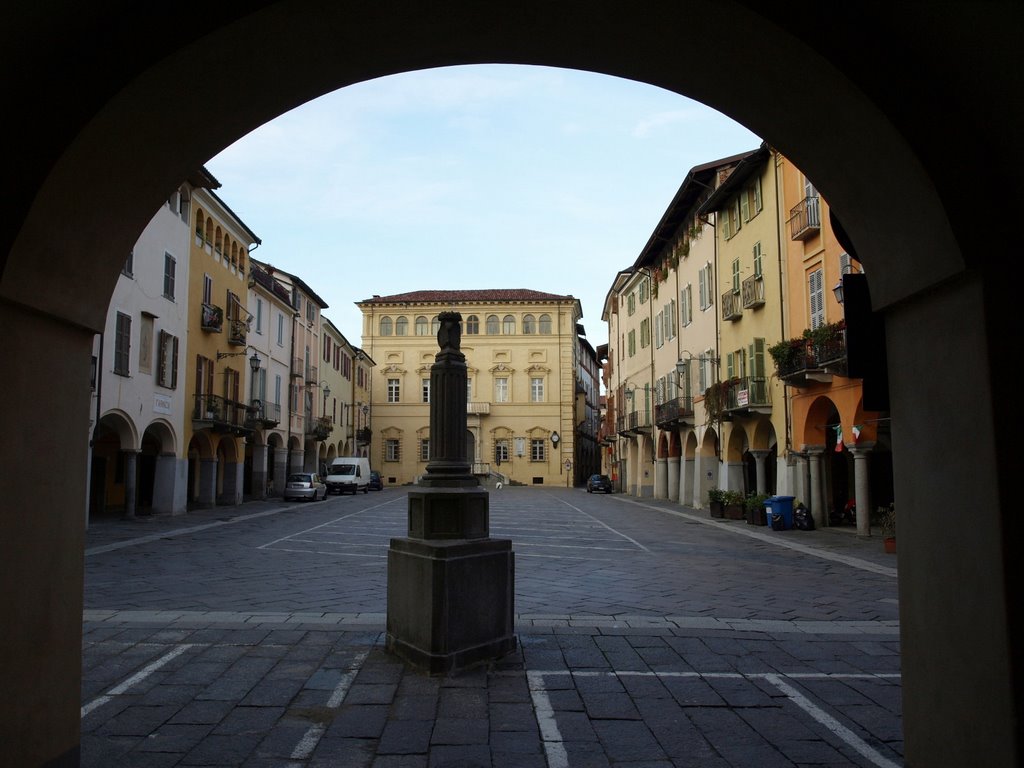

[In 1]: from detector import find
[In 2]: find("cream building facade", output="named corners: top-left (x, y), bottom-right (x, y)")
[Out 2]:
top-left (358, 290), bottom-right (582, 487)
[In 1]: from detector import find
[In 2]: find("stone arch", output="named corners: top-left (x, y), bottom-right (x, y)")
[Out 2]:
top-left (3, 7), bottom-right (1020, 767)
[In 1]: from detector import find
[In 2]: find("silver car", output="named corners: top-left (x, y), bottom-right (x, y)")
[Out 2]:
top-left (283, 472), bottom-right (326, 501)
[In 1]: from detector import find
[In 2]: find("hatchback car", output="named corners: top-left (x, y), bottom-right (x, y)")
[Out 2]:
top-left (586, 474), bottom-right (613, 493)
top-left (283, 472), bottom-right (326, 501)
top-left (368, 470), bottom-right (384, 491)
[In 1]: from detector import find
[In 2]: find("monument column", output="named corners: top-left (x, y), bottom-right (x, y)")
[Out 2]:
top-left (386, 311), bottom-right (517, 674)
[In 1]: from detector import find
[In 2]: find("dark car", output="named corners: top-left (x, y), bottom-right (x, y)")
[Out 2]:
top-left (368, 470), bottom-right (384, 491)
top-left (587, 474), bottom-right (613, 493)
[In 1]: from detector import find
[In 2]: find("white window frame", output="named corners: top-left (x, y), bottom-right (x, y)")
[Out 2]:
top-left (387, 377), bottom-right (401, 403)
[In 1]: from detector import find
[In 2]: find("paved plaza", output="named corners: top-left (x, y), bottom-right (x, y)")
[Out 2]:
top-left (82, 487), bottom-right (902, 767)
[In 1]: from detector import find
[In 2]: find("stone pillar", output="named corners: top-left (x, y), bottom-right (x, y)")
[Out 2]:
top-left (221, 460), bottom-right (242, 505)
top-left (654, 456), bottom-right (667, 499)
top-left (387, 311), bottom-right (516, 674)
top-left (667, 456), bottom-right (680, 501)
top-left (251, 443), bottom-right (268, 500)
top-left (121, 449), bottom-right (138, 519)
top-left (273, 447), bottom-right (288, 496)
top-left (198, 457), bottom-right (217, 508)
top-left (289, 448), bottom-right (304, 477)
top-left (806, 446), bottom-right (825, 528)
top-left (680, 455), bottom-right (693, 506)
top-left (152, 452), bottom-right (178, 514)
top-left (850, 442), bottom-right (875, 538)
top-left (749, 449), bottom-right (770, 494)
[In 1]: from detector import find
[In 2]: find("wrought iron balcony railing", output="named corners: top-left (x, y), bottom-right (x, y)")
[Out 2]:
top-left (192, 394), bottom-right (252, 435)
top-left (789, 195), bottom-right (821, 240)
top-left (721, 290), bottom-right (742, 321)
top-left (246, 399), bottom-right (280, 428)
top-left (655, 396), bottom-right (695, 427)
top-left (227, 319), bottom-right (247, 346)
top-left (307, 415), bottom-right (333, 441)
top-left (200, 303), bottom-right (223, 332)
top-left (741, 274), bottom-right (765, 309)
top-left (723, 376), bottom-right (771, 412)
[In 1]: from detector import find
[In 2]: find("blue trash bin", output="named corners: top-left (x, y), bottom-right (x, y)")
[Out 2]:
top-left (766, 496), bottom-right (795, 530)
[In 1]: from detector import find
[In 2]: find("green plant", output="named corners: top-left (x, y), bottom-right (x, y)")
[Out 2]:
top-left (768, 337), bottom-right (805, 370)
top-left (746, 492), bottom-right (771, 513)
top-left (805, 320), bottom-right (845, 349)
top-left (723, 490), bottom-right (745, 506)
top-left (877, 502), bottom-right (896, 537)
top-left (708, 487), bottom-right (726, 504)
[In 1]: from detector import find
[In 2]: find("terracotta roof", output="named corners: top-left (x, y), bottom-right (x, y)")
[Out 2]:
top-left (358, 289), bottom-right (575, 305)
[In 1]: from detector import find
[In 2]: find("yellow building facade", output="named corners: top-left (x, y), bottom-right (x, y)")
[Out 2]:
top-left (358, 290), bottom-right (582, 487)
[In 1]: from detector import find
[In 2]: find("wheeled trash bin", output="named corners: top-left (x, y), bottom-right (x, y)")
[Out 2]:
top-left (766, 496), bottom-right (795, 530)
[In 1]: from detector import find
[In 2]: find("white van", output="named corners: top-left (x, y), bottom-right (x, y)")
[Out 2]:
top-left (325, 456), bottom-right (371, 495)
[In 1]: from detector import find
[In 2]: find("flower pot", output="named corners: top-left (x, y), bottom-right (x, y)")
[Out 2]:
top-left (710, 501), bottom-right (725, 518)
top-left (725, 504), bottom-right (745, 520)
top-left (884, 536), bottom-right (896, 554)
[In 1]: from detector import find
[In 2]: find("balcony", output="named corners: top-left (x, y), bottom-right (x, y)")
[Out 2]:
top-left (467, 401), bottom-right (490, 415)
top-left (718, 376), bottom-right (771, 415)
top-left (291, 357), bottom-right (304, 378)
top-left (721, 290), bottom-right (742, 321)
top-left (771, 323), bottom-right (847, 387)
top-left (789, 195), bottom-right (821, 241)
top-left (655, 396), bottom-right (695, 428)
top-left (200, 303), bottom-right (223, 333)
top-left (307, 415), bottom-right (333, 441)
top-left (227, 319), bottom-right (247, 346)
top-left (246, 399), bottom-right (280, 428)
top-left (305, 364), bottom-right (318, 384)
top-left (741, 274), bottom-right (765, 309)
top-left (192, 394), bottom-right (252, 435)
top-left (356, 426), bottom-right (372, 445)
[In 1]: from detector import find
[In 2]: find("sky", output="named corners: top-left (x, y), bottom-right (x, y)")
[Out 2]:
top-left (206, 64), bottom-right (762, 350)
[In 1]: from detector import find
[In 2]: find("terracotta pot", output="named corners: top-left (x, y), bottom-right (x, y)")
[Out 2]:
top-left (884, 536), bottom-right (896, 554)
top-left (725, 504), bottom-right (745, 520)
top-left (710, 502), bottom-right (725, 518)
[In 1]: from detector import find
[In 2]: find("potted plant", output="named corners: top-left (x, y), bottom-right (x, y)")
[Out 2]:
top-left (746, 492), bottom-right (771, 525)
top-left (878, 503), bottom-right (896, 553)
top-left (708, 488), bottom-right (726, 518)
top-left (723, 490), bottom-right (746, 520)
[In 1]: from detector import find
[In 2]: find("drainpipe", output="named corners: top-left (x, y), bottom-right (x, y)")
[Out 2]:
top-left (772, 150), bottom-right (793, 461)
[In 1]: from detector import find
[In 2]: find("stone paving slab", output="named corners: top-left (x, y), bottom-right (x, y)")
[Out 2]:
top-left (82, 487), bottom-right (903, 766)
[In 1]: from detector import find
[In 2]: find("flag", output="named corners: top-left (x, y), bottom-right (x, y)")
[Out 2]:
top-left (851, 424), bottom-right (862, 442)
top-left (835, 424), bottom-right (844, 452)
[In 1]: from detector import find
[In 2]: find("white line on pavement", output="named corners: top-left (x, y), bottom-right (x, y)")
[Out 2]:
top-left (259, 497), bottom-right (405, 550)
top-left (527, 670), bottom-right (569, 768)
top-left (81, 643), bottom-right (199, 717)
top-left (555, 496), bottom-right (651, 552)
top-left (288, 650), bottom-right (370, 764)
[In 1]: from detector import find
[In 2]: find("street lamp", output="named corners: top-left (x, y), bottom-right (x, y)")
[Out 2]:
top-left (316, 380), bottom-right (331, 412)
top-left (833, 264), bottom-right (855, 305)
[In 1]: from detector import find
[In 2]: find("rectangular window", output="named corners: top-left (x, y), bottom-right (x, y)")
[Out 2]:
top-left (731, 257), bottom-right (741, 293)
top-left (385, 438), bottom-right (400, 462)
top-left (640, 318), bottom-right (650, 348)
top-left (669, 299), bottom-right (677, 339)
top-left (156, 330), bottom-right (178, 388)
top-left (138, 314), bottom-right (153, 374)
top-left (113, 312), bottom-right (131, 376)
top-left (655, 310), bottom-right (663, 349)
top-left (530, 439), bottom-right (545, 462)
top-left (628, 329), bottom-right (636, 357)
top-left (202, 273), bottom-right (212, 305)
top-left (530, 377), bottom-right (544, 402)
top-left (495, 439), bottom-right (509, 464)
top-left (639, 280), bottom-right (648, 304)
top-left (122, 252), bottom-right (133, 278)
top-left (809, 268), bottom-right (825, 329)
top-left (419, 439), bottom-right (430, 461)
top-left (627, 292), bottom-right (636, 316)
top-left (753, 241), bottom-right (763, 277)
top-left (306, 297), bottom-right (315, 324)
top-left (162, 253), bottom-right (176, 300)
top-left (388, 378), bottom-right (400, 403)
top-left (495, 377), bottom-right (509, 403)
top-left (255, 297), bottom-right (263, 334)
top-left (698, 264), bottom-right (713, 309)
top-left (681, 286), bottom-right (692, 327)
top-left (422, 377), bottom-right (430, 403)
top-left (277, 313), bottom-right (285, 346)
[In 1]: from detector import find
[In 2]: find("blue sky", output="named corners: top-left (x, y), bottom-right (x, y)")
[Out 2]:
top-left (206, 64), bottom-right (761, 349)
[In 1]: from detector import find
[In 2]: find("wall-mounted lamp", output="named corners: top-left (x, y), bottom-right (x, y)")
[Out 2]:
top-left (217, 348), bottom-right (262, 377)
top-left (833, 263), bottom-right (856, 305)
top-left (315, 380), bottom-right (331, 410)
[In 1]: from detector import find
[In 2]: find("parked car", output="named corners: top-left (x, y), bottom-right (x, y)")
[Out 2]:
top-left (283, 472), bottom-right (326, 501)
top-left (368, 470), bottom-right (383, 491)
top-left (587, 474), bottom-right (613, 493)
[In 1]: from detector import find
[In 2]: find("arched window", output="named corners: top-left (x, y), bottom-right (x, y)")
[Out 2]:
top-left (431, 315), bottom-right (440, 334)
top-left (194, 208), bottom-right (205, 239)
top-left (415, 316), bottom-right (428, 335)
top-left (214, 226), bottom-right (223, 254)
top-left (486, 315), bottom-right (499, 334)
top-left (503, 315), bottom-right (516, 334)
top-left (522, 314), bottom-right (536, 334)
top-left (539, 314), bottom-right (552, 334)
top-left (465, 315), bottom-right (480, 334)
top-left (395, 316), bottom-right (408, 336)
top-left (380, 317), bottom-right (393, 336)
top-left (238, 248), bottom-right (246, 275)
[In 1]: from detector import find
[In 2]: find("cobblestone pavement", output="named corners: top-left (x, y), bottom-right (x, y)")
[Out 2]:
top-left (82, 487), bottom-right (902, 767)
